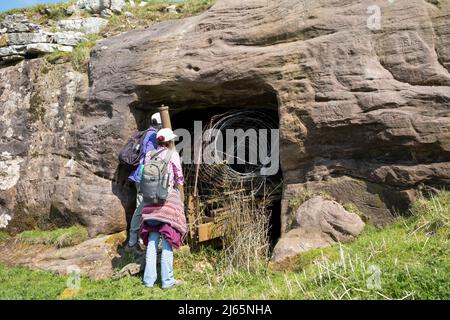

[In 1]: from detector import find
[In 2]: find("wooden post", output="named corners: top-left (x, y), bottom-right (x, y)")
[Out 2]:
top-left (158, 104), bottom-right (185, 215)
top-left (187, 195), bottom-right (199, 247)
top-left (158, 105), bottom-right (172, 130)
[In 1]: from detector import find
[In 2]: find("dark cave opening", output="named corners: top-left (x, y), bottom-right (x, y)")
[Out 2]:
top-left (170, 104), bottom-right (283, 246)
top-left (129, 80), bottom-right (283, 245)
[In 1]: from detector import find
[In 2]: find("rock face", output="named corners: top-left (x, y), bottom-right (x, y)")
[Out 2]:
top-left (272, 196), bottom-right (365, 262)
top-left (0, 59), bottom-right (131, 236)
top-left (0, 15), bottom-right (87, 64)
top-left (87, 0), bottom-right (450, 229)
top-left (0, 0), bottom-right (449, 265)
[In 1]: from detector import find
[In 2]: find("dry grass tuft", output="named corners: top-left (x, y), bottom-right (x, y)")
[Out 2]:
top-left (219, 191), bottom-right (271, 275)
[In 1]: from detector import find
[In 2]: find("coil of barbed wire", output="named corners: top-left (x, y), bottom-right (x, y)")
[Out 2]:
top-left (192, 109), bottom-right (278, 195)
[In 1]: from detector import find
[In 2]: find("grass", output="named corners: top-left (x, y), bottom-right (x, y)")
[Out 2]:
top-left (0, 231), bottom-right (10, 242)
top-left (101, 0), bottom-right (216, 36)
top-left (0, 1), bottom-right (77, 26)
top-left (46, 33), bottom-right (101, 72)
top-left (0, 191), bottom-right (448, 299)
top-left (16, 225), bottom-right (89, 248)
top-left (409, 190), bottom-right (450, 237)
top-left (288, 190), bottom-right (335, 212)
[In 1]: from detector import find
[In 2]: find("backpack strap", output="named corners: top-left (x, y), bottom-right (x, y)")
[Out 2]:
top-left (139, 128), bottom-right (157, 159)
top-left (147, 148), bottom-right (174, 175)
top-left (149, 148), bottom-right (165, 160)
top-left (161, 149), bottom-right (174, 175)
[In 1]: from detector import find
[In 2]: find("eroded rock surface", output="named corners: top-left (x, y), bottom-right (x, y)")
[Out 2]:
top-left (0, 59), bottom-right (131, 236)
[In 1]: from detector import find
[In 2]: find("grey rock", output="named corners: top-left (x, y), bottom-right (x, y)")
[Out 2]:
top-left (26, 43), bottom-right (73, 55)
top-left (164, 5), bottom-right (178, 14)
top-left (66, 4), bottom-right (79, 16)
top-left (53, 31), bottom-right (87, 46)
top-left (272, 196), bottom-right (365, 262)
top-left (0, 15), bottom-right (88, 63)
top-left (0, 14), bottom-right (39, 33)
top-left (112, 262), bottom-right (144, 279)
top-left (76, 0), bottom-right (102, 13)
top-left (0, 45), bottom-right (26, 57)
top-left (101, 9), bottom-right (113, 18)
top-left (0, 153), bottom-right (24, 191)
top-left (58, 17), bottom-right (108, 34)
top-left (110, 0), bottom-right (126, 13)
top-left (7, 32), bottom-right (52, 45)
top-left (1, 55), bottom-right (24, 63)
top-left (76, 0), bottom-right (125, 14)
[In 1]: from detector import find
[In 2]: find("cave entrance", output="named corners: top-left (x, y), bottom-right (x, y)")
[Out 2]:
top-left (170, 103), bottom-right (282, 248)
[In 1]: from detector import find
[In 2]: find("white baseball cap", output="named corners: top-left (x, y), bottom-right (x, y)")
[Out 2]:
top-left (157, 128), bottom-right (177, 142)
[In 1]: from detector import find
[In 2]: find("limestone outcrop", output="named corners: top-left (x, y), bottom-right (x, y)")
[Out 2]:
top-left (76, 0), bottom-right (126, 15)
top-left (0, 15), bottom-right (87, 65)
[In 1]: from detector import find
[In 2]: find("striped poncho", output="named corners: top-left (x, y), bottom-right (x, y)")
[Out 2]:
top-left (141, 188), bottom-right (187, 236)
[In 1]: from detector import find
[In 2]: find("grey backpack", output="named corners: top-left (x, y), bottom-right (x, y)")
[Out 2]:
top-left (140, 149), bottom-right (174, 204)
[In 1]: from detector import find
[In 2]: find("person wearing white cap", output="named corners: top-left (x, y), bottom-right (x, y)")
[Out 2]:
top-left (151, 113), bottom-right (162, 127)
top-left (140, 127), bottom-right (186, 289)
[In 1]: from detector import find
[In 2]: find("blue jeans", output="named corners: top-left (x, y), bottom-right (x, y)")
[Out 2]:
top-left (143, 231), bottom-right (175, 288)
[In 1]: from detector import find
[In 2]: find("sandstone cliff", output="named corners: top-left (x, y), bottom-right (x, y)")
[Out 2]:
top-left (87, 0), bottom-right (450, 229)
top-left (0, 0), bottom-right (449, 272)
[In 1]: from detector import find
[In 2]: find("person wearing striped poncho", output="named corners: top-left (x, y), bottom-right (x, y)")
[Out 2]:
top-left (140, 128), bottom-right (187, 289)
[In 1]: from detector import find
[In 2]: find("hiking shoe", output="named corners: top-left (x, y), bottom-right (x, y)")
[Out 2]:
top-left (162, 279), bottom-right (184, 290)
top-left (124, 243), bottom-right (140, 254)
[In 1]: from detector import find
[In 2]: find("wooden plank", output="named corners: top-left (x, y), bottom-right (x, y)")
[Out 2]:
top-left (198, 221), bottom-right (225, 242)
top-left (223, 189), bottom-right (246, 195)
top-left (213, 212), bottom-right (231, 222)
top-left (205, 198), bottom-right (223, 205)
top-left (210, 206), bottom-right (231, 215)
top-left (202, 216), bottom-right (215, 222)
top-left (187, 195), bottom-right (200, 241)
